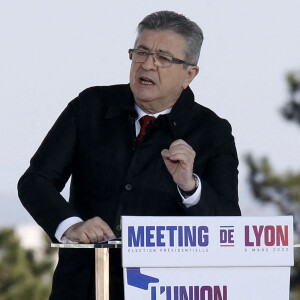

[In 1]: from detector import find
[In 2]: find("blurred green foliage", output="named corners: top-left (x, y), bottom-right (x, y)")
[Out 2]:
top-left (281, 71), bottom-right (300, 125)
top-left (246, 71), bottom-right (300, 294)
top-left (0, 228), bottom-right (56, 300)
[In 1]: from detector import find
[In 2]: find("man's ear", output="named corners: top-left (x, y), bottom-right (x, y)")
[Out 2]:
top-left (182, 66), bottom-right (199, 89)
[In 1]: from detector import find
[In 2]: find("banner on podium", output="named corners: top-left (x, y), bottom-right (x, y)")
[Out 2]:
top-left (122, 216), bottom-right (293, 267)
top-left (122, 216), bottom-right (293, 300)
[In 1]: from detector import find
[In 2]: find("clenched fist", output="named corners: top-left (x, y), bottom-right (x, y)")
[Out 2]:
top-left (161, 139), bottom-right (196, 191)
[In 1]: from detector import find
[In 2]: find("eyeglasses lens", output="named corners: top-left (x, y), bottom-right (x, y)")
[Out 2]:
top-left (131, 50), bottom-right (172, 68)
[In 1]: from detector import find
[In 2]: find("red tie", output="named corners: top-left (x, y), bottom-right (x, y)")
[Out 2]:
top-left (136, 115), bottom-right (155, 146)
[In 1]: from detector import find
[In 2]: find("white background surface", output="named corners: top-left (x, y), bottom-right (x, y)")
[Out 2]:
top-left (1, 1), bottom-right (300, 227)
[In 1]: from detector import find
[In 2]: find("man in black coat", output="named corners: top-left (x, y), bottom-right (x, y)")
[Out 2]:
top-left (18, 11), bottom-right (240, 300)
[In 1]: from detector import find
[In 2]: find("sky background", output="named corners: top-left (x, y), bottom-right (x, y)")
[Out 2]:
top-left (1, 0), bottom-right (300, 228)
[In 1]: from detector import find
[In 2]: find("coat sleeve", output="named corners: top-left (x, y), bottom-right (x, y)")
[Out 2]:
top-left (183, 120), bottom-right (240, 216)
top-left (18, 97), bottom-right (81, 241)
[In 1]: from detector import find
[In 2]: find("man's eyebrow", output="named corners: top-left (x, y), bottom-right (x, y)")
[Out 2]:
top-left (136, 45), bottom-right (174, 57)
top-left (157, 49), bottom-right (174, 56)
top-left (136, 45), bottom-right (150, 51)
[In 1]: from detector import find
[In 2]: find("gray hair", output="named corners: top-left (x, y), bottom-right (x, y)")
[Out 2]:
top-left (135, 11), bottom-right (204, 66)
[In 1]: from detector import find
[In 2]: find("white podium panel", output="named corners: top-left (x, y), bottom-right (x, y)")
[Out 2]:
top-left (122, 216), bottom-right (294, 300)
top-left (124, 267), bottom-right (290, 300)
top-left (122, 216), bottom-right (293, 267)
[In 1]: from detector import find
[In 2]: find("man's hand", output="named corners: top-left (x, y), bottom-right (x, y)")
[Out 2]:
top-left (63, 216), bottom-right (116, 243)
top-left (161, 139), bottom-right (196, 191)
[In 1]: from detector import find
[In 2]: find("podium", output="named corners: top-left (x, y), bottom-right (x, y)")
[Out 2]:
top-left (52, 216), bottom-right (295, 300)
top-left (122, 216), bottom-right (294, 300)
top-left (52, 239), bottom-right (121, 300)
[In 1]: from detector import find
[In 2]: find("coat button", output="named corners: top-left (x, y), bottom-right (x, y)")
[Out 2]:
top-left (116, 225), bottom-right (121, 231)
top-left (125, 183), bottom-right (132, 191)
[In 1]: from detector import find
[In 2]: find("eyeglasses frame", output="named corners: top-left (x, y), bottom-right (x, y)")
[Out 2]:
top-left (128, 48), bottom-right (195, 67)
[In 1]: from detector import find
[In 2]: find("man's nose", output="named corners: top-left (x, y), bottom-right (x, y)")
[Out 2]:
top-left (141, 54), bottom-right (157, 70)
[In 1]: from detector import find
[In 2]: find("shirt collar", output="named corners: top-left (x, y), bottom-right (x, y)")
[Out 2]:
top-left (134, 104), bottom-right (172, 136)
top-left (134, 103), bottom-right (172, 123)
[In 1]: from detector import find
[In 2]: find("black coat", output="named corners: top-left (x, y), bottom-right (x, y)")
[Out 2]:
top-left (18, 84), bottom-right (240, 299)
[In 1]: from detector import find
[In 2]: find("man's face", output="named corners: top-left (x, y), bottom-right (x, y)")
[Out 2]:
top-left (129, 30), bottom-right (198, 113)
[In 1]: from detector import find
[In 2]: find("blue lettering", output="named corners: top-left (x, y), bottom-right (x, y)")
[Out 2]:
top-left (198, 226), bottom-right (209, 246)
top-left (166, 226), bottom-right (177, 246)
top-left (178, 227), bottom-right (183, 247)
top-left (174, 286), bottom-right (179, 300)
top-left (146, 226), bottom-right (155, 247)
top-left (128, 226), bottom-right (144, 247)
top-left (151, 286), bottom-right (156, 300)
top-left (179, 286), bottom-right (194, 300)
top-left (156, 226), bottom-right (166, 247)
top-left (184, 226), bottom-right (196, 247)
top-left (152, 285), bottom-right (226, 300)
top-left (166, 286), bottom-right (171, 300)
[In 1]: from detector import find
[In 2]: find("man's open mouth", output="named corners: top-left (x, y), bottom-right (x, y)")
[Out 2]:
top-left (140, 77), bottom-right (155, 85)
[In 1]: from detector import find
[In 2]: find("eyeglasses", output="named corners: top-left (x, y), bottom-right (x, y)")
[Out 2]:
top-left (128, 48), bottom-right (195, 68)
